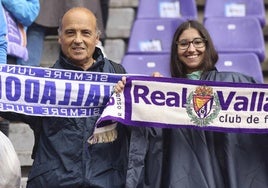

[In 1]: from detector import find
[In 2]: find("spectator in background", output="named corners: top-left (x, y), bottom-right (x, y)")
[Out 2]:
top-left (0, 0), bottom-right (7, 64)
top-left (2, 0), bottom-right (40, 64)
top-left (17, 0), bottom-right (107, 67)
top-left (0, 0), bottom-right (39, 137)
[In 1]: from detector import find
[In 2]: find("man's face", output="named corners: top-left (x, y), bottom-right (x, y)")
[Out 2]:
top-left (58, 9), bottom-right (99, 69)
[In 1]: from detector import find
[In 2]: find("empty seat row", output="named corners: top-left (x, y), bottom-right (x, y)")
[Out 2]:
top-left (121, 0), bottom-right (265, 83)
top-left (127, 16), bottom-right (265, 62)
top-left (127, 19), bottom-right (184, 54)
top-left (136, 0), bottom-right (266, 27)
top-left (204, 0), bottom-right (266, 27)
top-left (203, 0), bottom-right (265, 82)
top-left (204, 17), bottom-right (265, 62)
top-left (122, 53), bottom-right (171, 77)
top-left (216, 53), bottom-right (264, 83)
top-left (137, 0), bottom-right (197, 20)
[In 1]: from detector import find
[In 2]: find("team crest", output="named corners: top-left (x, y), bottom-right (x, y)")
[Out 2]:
top-left (186, 85), bottom-right (221, 126)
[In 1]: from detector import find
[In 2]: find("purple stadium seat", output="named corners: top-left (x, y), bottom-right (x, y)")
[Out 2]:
top-left (204, 0), bottom-right (266, 27)
top-left (121, 54), bottom-right (171, 77)
top-left (127, 18), bottom-right (183, 54)
top-left (204, 17), bottom-right (265, 62)
top-left (137, 0), bottom-right (198, 20)
top-left (216, 53), bottom-right (264, 83)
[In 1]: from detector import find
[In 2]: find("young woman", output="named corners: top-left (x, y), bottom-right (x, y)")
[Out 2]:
top-left (116, 20), bottom-right (268, 188)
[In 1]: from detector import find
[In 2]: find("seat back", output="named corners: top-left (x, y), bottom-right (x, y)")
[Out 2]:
top-left (121, 54), bottom-right (171, 77)
top-left (137, 0), bottom-right (198, 20)
top-left (216, 53), bottom-right (264, 83)
top-left (127, 18), bottom-right (183, 54)
top-left (204, 17), bottom-right (265, 62)
top-left (204, 0), bottom-right (266, 27)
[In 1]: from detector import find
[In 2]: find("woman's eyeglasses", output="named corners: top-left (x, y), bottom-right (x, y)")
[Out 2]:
top-left (176, 38), bottom-right (207, 50)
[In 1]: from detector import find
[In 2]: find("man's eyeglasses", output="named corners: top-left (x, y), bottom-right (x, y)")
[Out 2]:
top-left (176, 38), bottom-right (207, 50)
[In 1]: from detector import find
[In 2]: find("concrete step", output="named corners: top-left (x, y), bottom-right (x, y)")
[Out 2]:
top-left (9, 122), bottom-right (34, 167)
top-left (110, 0), bottom-right (138, 7)
top-left (105, 39), bottom-right (126, 63)
top-left (9, 122), bottom-right (33, 186)
top-left (106, 7), bottom-right (135, 38)
top-left (40, 37), bottom-right (60, 67)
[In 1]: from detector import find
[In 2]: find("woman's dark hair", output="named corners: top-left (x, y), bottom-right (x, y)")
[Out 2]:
top-left (170, 20), bottom-right (218, 78)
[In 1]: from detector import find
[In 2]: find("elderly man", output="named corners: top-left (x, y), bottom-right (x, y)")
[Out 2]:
top-left (1, 7), bottom-right (128, 188)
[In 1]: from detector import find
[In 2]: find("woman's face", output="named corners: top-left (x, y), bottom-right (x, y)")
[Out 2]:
top-left (177, 28), bottom-right (206, 74)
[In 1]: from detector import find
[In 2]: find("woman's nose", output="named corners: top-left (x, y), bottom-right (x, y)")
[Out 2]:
top-left (187, 42), bottom-right (195, 51)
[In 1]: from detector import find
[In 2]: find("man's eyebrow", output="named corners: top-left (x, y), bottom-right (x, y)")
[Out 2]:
top-left (64, 28), bottom-right (75, 31)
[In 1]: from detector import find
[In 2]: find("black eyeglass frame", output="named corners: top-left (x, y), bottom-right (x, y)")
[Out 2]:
top-left (176, 38), bottom-right (207, 50)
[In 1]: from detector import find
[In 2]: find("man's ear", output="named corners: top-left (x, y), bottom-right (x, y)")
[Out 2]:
top-left (58, 37), bottom-right (61, 44)
top-left (95, 29), bottom-right (101, 45)
top-left (95, 35), bottom-right (100, 45)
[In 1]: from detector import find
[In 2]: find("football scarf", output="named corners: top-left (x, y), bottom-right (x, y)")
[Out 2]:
top-left (96, 75), bottom-right (268, 134)
top-left (1, 65), bottom-right (268, 144)
top-left (0, 64), bottom-right (122, 117)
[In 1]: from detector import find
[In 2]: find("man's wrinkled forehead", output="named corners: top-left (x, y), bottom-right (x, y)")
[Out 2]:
top-left (60, 7), bottom-right (97, 30)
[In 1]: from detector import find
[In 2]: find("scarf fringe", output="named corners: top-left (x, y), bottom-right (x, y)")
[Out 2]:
top-left (88, 123), bottom-right (118, 144)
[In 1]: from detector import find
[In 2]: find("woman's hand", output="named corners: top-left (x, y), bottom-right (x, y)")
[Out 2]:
top-left (114, 76), bottom-right (126, 93)
top-left (152, 72), bottom-right (163, 77)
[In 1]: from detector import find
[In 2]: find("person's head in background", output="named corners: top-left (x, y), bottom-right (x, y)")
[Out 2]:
top-left (170, 20), bottom-right (218, 78)
top-left (58, 7), bottom-right (101, 70)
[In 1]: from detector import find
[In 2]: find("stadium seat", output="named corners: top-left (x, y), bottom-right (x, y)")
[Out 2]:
top-left (204, 0), bottom-right (266, 27)
top-left (137, 0), bottom-right (198, 20)
top-left (127, 18), bottom-right (183, 54)
top-left (216, 53), bottom-right (264, 83)
top-left (121, 53), bottom-right (171, 77)
top-left (204, 17), bottom-right (265, 62)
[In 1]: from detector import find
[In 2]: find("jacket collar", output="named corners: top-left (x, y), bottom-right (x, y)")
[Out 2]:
top-left (58, 47), bottom-right (105, 71)
top-left (200, 68), bottom-right (218, 80)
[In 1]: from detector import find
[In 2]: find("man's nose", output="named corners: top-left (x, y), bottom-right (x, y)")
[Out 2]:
top-left (74, 33), bottom-right (83, 43)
